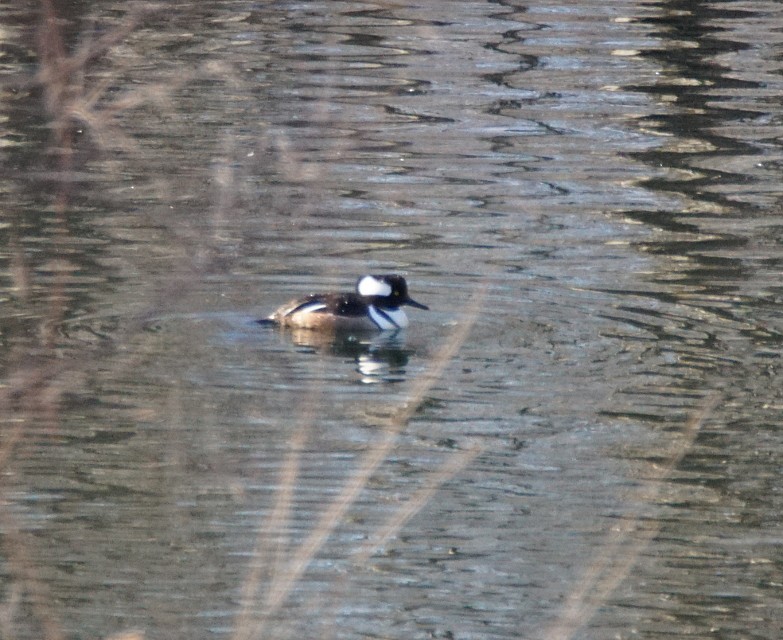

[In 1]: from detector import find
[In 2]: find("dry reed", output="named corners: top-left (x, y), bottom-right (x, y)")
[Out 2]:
top-left (4, 6), bottom-right (487, 637)
top-left (231, 286), bottom-right (488, 640)
top-left (540, 390), bottom-right (722, 640)
top-left (1, 5), bottom-right (173, 640)
top-left (2, 4), bottom-right (724, 640)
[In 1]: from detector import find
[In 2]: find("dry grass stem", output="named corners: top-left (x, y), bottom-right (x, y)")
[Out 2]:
top-left (352, 442), bottom-right (482, 565)
top-left (103, 631), bottom-right (146, 640)
top-left (0, 7), bottom-right (216, 638)
top-left (540, 390), bottom-right (722, 640)
top-left (0, 519), bottom-right (66, 640)
top-left (232, 283), bottom-right (488, 640)
top-left (233, 388), bottom-right (320, 640)
top-left (389, 282), bottom-right (489, 427)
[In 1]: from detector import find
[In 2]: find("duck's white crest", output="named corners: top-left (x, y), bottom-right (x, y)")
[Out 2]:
top-left (358, 275), bottom-right (392, 297)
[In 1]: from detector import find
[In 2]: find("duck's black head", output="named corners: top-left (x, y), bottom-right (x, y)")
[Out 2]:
top-left (356, 274), bottom-right (429, 310)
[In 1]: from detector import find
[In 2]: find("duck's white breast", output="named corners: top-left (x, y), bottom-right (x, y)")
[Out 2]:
top-left (368, 305), bottom-right (408, 329)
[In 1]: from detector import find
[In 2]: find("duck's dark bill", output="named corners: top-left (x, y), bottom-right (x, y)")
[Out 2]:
top-left (406, 298), bottom-right (429, 310)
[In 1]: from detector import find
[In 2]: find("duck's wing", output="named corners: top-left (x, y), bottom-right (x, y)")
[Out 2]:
top-left (268, 292), bottom-right (368, 322)
top-left (268, 294), bottom-right (328, 322)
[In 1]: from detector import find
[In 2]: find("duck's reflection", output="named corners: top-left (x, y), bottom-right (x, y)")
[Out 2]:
top-left (283, 328), bottom-right (415, 383)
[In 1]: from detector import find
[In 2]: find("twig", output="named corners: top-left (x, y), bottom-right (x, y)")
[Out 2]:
top-left (540, 390), bottom-right (722, 640)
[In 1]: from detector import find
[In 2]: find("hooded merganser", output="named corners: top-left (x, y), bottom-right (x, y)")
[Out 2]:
top-left (261, 274), bottom-right (429, 331)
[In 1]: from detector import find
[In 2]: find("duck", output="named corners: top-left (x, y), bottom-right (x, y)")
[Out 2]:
top-left (260, 274), bottom-right (428, 331)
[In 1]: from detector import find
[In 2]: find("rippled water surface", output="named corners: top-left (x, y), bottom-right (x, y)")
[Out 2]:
top-left (1, 1), bottom-right (782, 639)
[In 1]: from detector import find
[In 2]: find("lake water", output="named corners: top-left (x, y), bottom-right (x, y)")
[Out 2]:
top-left (1, 1), bottom-right (782, 639)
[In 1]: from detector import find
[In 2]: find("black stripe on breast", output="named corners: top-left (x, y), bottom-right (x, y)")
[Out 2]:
top-left (368, 306), bottom-right (401, 329)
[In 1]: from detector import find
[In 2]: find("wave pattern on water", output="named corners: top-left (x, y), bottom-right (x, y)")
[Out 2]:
top-left (2, 1), bottom-right (783, 639)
